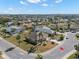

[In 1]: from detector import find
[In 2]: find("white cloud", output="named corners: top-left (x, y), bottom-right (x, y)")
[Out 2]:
top-left (41, 3), bottom-right (48, 7)
top-left (20, 1), bottom-right (26, 5)
top-left (8, 8), bottom-right (14, 11)
top-left (27, 0), bottom-right (41, 4)
top-left (20, 1), bottom-right (29, 6)
top-left (55, 0), bottom-right (63, 3)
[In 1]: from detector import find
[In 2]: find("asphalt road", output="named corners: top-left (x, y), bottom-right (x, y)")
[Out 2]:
top-left (0, 32), bottom-right (79, 59)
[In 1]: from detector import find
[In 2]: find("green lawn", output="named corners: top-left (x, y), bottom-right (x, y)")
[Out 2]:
top-left (68, 52), bottom-right (79, 59)
top-left (68, 53), bottom-right (76, 59)
top-left (76, 34), bottom-right (79, 40)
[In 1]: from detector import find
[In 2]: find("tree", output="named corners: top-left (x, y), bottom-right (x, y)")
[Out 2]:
top-left (74, 44), bottom-right (79, 59)
top-left (35, 54), bottom-right (43, 59)
top-left (16, 34), bottom-right (21, 46)
top-left (38, 32), bottom-right (43, 44)
top-left (67, 21), bottom-right (71, 30)
top-left (27, 46), bottom-right (36, 54)
top-left (59, 34), bottom-right (64, 41)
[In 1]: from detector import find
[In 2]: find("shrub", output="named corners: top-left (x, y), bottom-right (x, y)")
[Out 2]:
top-left (76, 34), bottom-right (79, 38)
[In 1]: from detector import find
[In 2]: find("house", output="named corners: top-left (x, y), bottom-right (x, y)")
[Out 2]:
top-left (35, 26), bottom-right (54, 34)
top-left (27, 31), bottom-right (46, 44)
top-left (27, 26), bottom-right (55, 44)
top-left (6, 26), bottom-right (23, 35)
top-left (6, 22), bottom-right (14, 27)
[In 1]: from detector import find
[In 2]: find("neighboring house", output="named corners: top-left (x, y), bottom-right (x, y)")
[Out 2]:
top-left (6, 26), bottom-right (23, 35)
top-left (6, 22), bottom-right (14, 27)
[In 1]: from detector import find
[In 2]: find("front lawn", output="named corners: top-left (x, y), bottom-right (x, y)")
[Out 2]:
top-left (68, 52), bottom-right (79, 59)
top-left (68, 53), bottom-right (76, 59)
top-left (76, 33), bottom-right (79, 40)
top-left (4, 31), bottom-right (57, 53)
top-left (6, 36), bottom-right (57, 53)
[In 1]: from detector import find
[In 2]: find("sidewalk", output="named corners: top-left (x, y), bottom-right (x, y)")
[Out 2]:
top-left (62, 49), bottom-right (76, 59)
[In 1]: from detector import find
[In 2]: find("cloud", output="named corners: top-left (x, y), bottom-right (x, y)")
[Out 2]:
top-left (19, 1), bottom-right (28, 5)
top-left (27, 0), bottom-right (41, 4)
top-left (55, 0), bottom-right (63, 3)
top-left (41, 3), bottom-right (48, 7)
top-left (8, 8), bottom-right (14, 11)
top-left (20, 1), bottom-right (26, 5)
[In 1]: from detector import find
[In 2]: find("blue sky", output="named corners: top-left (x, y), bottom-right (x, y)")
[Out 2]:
top-left (0, 0), bottom-right (79, 14)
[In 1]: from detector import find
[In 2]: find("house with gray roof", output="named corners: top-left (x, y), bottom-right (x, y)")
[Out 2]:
top-left (35, 26), bottom-right (54, 34)
top-left (6, 26), bottom-right (23, 35)
top-left (27, 26), bottom-right (54, 44)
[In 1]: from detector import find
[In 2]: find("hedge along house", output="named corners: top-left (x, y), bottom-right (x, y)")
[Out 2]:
top-left (27, 26), bottom-right (55, 44)
top-left (6, 26), bottom-right (23, 35)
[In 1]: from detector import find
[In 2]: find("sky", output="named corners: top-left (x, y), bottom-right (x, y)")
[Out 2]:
top-left (0, 0), bottom-right (79, 14)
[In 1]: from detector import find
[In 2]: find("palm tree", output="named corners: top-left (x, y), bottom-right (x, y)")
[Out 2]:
top-left (35, 54), bottom-right (43, 59)
top-left (39, 32), bottom-right (43, 44)
top-left (16, 34), bottom-right (21, 46)
top-left (67, 21), bottom-right (71, 30)
top-left (74, 44), bottom-right (79, 59)
top-left (54, 16), bottom-right (59, 31)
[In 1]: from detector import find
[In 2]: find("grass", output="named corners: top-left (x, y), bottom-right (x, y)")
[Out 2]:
top-left (50, 34), bottom-right (64, 40)
top-left (68, 53), bottom-right (79, 59)
top-left (67, 53), bottom-right (77, 59)
top-left (35, 42), bottom-right (57, 53)
top-left (76, 34), bottom-right (79, 40)
top-left (68, 53), bottom-right (75, 59)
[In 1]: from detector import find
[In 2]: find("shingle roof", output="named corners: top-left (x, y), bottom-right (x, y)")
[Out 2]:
top-left (35, 26), bottom-right (54, 34)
